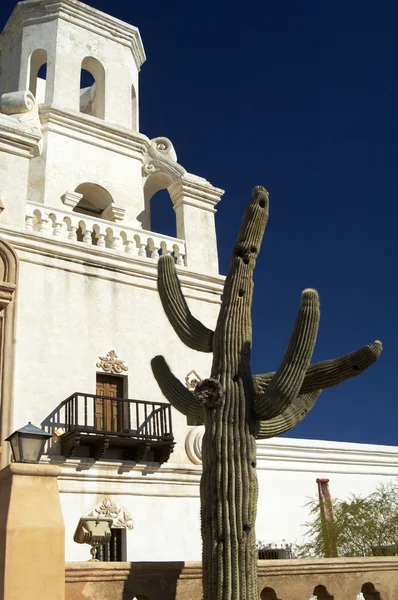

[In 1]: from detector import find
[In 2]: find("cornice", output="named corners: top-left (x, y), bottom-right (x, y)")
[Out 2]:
top-left (39, 106), bottom-right (149, 160)
top-left (0, 115), bottom-right (41, 158)
top-left (256, 437), bottom-right (398, 475)
top-left (0, 227), bottom-right (225, 304)
top-left (2, 0), bottom-right (146, 70)
top-left (170, 175), bottom-right (225, 214)
top-left (46, 458), bottom-right (202, 497)
top-left (65, 556), bottom-right (398, 582)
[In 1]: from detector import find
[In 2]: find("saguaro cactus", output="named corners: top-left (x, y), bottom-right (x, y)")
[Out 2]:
top-left (151, 186), bottom-right (381, 600)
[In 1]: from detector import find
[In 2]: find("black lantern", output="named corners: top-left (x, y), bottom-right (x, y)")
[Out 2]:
top-left (5, 422), bottom-right (52, 463)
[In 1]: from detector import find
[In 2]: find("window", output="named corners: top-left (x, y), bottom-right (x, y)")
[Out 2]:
top-left (73, 183), bottom-right (113, 218)
top-left (29, 49), bottom-right (47, 103)
top-left (95, 527), bottom-right (126, 561)
top-left (79, 57), bottom-right (105, 119)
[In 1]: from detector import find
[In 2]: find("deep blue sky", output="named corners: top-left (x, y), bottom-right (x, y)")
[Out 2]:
top-left (2, 1), bottom-right (397, 445)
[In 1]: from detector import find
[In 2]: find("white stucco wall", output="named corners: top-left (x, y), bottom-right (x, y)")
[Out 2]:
top-left (55, 437), bottom-right (398, 561)
top-left (11, 251), bottom-right (221, 462)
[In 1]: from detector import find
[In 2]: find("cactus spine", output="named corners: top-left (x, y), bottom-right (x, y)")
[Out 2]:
top-left (151, 186), bottom-right (382, 600)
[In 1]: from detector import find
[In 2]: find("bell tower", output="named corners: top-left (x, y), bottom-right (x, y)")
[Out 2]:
top-left (0, 0), bottom-right (144, 129)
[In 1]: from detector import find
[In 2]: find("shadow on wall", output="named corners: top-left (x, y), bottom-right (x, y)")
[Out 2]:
top-left (260, 587), bottom-right (281, 600)
top-left (360, 582), bottom-right (382, 600)
top-left (122, 563), bottom-right (183, 600)
top-left (312, 584), bottom-right (334, 599)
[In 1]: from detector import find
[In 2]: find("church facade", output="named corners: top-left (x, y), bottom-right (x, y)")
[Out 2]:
top-left (0, 0), bottom-right (396, 564)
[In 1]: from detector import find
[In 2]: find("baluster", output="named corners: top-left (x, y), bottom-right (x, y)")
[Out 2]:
top-left (110, 236), bottom-right (121, 250)
top-left (25, 215), bottom-right (34, 232)
top-left (96, 233), bottom-right (106, 248)
top-left (138, 243), bottom-right (147, 257)
top-left (52, 220), bottom-right (64, 237)
top-left (83, 229), bottom-right (93, 245)
top-left (68, 226), bottom-right (78, 241)
top-left (124, 239), bottom-right (135, 254)
top-left (176, 253), bottom-right (185, 266)
top-left (151, 247), bottom-right (160, 261)
top-left (38, 215), bottom-right (49, 233)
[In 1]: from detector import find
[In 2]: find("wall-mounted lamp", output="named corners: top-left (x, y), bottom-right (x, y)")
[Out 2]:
top-left (73, 517), bottom-right (113, 561)
top-left (5, 422), bottom-right (52, 463)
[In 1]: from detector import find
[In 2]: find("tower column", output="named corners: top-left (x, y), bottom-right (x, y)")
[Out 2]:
top-left (169, 176), bottom-right (224, 274)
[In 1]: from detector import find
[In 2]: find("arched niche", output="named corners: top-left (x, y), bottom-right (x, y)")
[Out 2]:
top-left (0, 238), bottom-right (18, 469)
top-left (260, 587), bottom-right (280, 600)
top-left (29, 48), bottom-right (47, 103)
top-left (79, 56), bottom-right (105, 119)
top-left (73, 183), bottom-right (113, 219)
top-left (143, 172), bottom-right (176, 237)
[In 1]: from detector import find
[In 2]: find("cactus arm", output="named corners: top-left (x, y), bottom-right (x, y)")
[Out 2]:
top-left (255, 389), bottom-right (322, 439)
top-left (151, 355), bottom-right (203, 420)
top-left (253, 289), bottom-right (320, 420)
top-left (157, 255), bottom-right (214, 352)
top-left (253, 340), bottom-right (382, 399)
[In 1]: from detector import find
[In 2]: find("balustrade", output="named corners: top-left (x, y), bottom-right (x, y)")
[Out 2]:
top-left (25, 202), bottom-right (187, 265)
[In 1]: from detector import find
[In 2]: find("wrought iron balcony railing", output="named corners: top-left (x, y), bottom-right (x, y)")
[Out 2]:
top-left (42, 392), bottom-right (174, 463)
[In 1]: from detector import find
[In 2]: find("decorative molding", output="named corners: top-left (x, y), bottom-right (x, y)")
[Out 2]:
top-left (0, 228), bottom-right (225, 305)
top-left (1, 91), bottom-right (41, 135)
top-left (185, 370), bottom-right (203, 390)
top-left (143, 137), bottom-right (186, 181)
top-left (5, 0), bottom-right (146, 70)
top-left (0, 282), bottom-right (16, 310)
top-left (39, 106), bottom-right (148, 161)
top-left (169, 175), bottom-right (224, 214)
top-left (61, 191), bottom-right (83, 209)
top-left (185, 426), bottom-right (205, 465)
top-left (96, 350), bottom-right (128, 374)
top-left (101, 204), bottom-right (126, 223)
top-left (88, 496), bottom-right (134, 529)
top-left (0, 91), bottom-right (42, 158)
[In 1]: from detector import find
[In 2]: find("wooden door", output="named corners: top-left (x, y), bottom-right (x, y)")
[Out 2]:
top-left (95, 375), bottom-right (124, 432)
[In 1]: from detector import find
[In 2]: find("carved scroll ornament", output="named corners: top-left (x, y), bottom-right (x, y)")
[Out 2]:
top-left (96, 350), bottom-right (128, 374)
top-left (88, 496), bottom-right (133, 530)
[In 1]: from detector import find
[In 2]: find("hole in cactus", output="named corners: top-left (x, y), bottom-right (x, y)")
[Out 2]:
top-left (259, 199), bottom-right (266, 208)
top-left (232, 375), bottom-right (239, 382)
top-left (235, 248), bottom-right (244, 258)
top-left (250, 246), bottom-right (257, 253)
top-left (243, 524), bottom-right (251, 533)
top-left (238, 289), bottom-right (245, 297)
top-left (243, 256), bottom-right (250, 264)
top-left (353, 365), bottom-right (360, 371)
top-left (251, 461), bottom-right (256, 468)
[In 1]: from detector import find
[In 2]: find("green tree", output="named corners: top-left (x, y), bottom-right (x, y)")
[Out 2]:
top-left (297, 481), bottom-right (398, 558)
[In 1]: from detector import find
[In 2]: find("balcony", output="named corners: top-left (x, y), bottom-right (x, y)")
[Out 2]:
top-left (25, 202), bottom-right (187, 265)
top-left (42, 393), bottom-right (175, 464)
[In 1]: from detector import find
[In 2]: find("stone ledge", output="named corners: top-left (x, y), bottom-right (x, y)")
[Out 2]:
top-left (65, 559), bottom-right (398, 600)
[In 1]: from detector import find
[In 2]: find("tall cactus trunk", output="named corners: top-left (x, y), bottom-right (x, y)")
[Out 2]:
top-left (151, 185), bottom-right (382, 600)
top-left (199, 189), bottom-right (266, 599)
top-left (201, 402), bottom-right (258, 599)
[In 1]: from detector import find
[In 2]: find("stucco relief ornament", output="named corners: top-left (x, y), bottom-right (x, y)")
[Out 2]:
top-left (96, 350), bottom-right (128, 374)
top-left (89, 497), bottom-right (134, 530)
top-left (0, 91), bottom-right (41, 134)
top-left (143, 136), bottom-right (186, 179)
